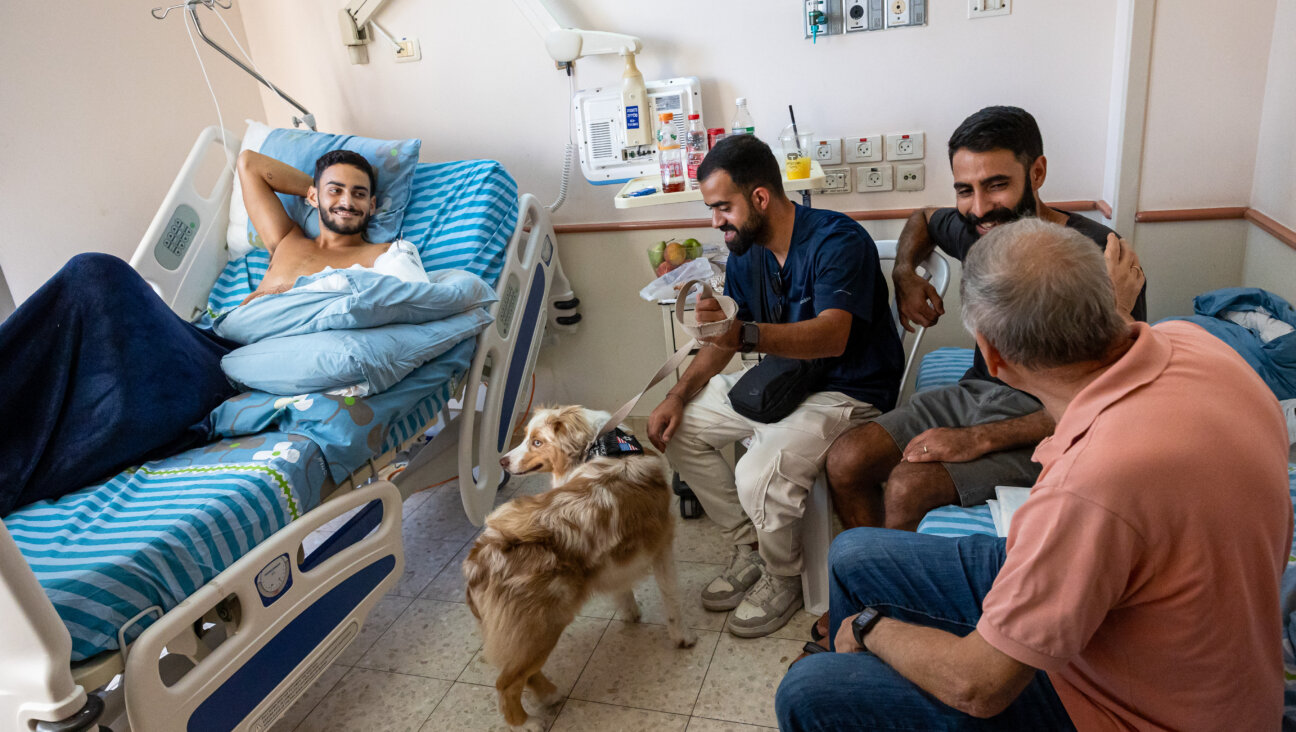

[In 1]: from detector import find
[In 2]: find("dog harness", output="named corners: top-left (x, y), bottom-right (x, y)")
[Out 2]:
top-left (584, 427), bottom-right (647, 462)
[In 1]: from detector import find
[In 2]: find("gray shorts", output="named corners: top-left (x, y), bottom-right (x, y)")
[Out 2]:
top-left (874, 380), bottom-right (1043, 506)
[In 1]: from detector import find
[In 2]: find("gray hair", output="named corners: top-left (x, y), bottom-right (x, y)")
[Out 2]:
top-left (960, 218), bottom-right (1127, 369)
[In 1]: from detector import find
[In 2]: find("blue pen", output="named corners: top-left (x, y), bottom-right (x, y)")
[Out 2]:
top-left (625, 188), bottom-right (657, 197)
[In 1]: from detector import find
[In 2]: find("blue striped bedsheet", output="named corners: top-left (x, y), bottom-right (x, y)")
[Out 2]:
top-left (10, 160), bottom-right (519, 662)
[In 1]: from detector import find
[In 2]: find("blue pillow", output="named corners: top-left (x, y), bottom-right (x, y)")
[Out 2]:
top-left (230, 122), bottom-right (421, 253)
top-left (220, 308), bottom-right (493, 396)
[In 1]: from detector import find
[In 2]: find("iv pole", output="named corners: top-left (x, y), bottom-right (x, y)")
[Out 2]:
top-left (152, 0), bottom-right (317, 130)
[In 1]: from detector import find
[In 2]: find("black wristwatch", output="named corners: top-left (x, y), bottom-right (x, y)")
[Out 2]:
top-left (852, 607), bottom-right (883, 647)
top-left (739, 321), bottom-right (760, 353)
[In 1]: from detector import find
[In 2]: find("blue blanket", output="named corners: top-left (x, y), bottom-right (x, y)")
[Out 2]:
top-left (0, 254), bottom-right (239, 515)
top-left (1167, 287), bottom-right (1296, 400)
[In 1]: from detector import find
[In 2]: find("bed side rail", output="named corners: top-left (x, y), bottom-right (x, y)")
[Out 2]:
top-left (123, 480), bottom-right (403, 732)
top-left (0, 524), bottom-right (93, 730)
top-left (457, 194), bottom-right (557, 525)
top-left (130, 125), bottom-right (240, 322)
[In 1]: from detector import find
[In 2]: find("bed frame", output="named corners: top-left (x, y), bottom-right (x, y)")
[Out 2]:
top-left (0, 125), bottom-right (565, 731)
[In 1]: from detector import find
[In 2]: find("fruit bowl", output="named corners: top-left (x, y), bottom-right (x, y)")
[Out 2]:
top-left (647, 237), bottom-right (704, 277)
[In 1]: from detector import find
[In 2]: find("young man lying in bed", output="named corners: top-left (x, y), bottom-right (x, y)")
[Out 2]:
top-left (0, 149), bottom-right (429, 515)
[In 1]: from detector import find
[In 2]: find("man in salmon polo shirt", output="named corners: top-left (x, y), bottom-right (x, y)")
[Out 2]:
top-left (776, 217), bottom-right (1293, 731)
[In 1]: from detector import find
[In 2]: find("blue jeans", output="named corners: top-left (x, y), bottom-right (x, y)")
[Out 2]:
top-left (775, 529), bottom-right (1075, 731)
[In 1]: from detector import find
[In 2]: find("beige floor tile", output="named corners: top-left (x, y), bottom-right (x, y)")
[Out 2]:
top-left (551, 700), bottom-right (689, 732)
top-left (335, 593), bottom-right (415, 666)
top-left (576, 592), bottom-right (619, 619)
top-left (767, 610), bottom-right (820, 642)
top-left (672, 513), bottom-right (736, 565)
top-left (570, 621), bottom-right (719, 715)
top-left (458, 615), bottom-right (609, 696)
top-left (268, 663), bottom-right (348, 732)
top-left (357, 599), bottom-right (481, 680)
top-left (400, 489), bottom-right (434, 518)
top-left (403, 485), bottom-right (481, 544)
top-left (295, 667), bottom-right (450, 732)
top-left (692, 633), bottom-right (804, 728)
top-left (392, 532), bottom-right (465, 598)
top-left (685, 717), bottom-right (778, 731)
top-left (418, 542), bottom-right (473, 603)
top-left (420, 682), bottom-right (561, 732)
top-left (612, 561), bottom-right (729, 632)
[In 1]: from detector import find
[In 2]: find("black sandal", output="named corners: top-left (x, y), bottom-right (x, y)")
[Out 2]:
top-left (788, 639), bottom-right (829, 671)
top-left (810, 611), bottom-right (829, 642)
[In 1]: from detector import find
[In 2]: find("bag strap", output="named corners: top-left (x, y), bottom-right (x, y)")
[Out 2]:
top-left (593, 279), bottom-right (737, 442)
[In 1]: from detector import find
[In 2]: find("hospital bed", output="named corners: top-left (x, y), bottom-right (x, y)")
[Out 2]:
top-left (0, 125), bottom-right (569, 731)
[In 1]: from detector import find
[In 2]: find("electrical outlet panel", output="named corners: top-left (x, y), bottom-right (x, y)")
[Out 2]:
top-left (896, 162), bottom-right (925, 191)
top-left (886, 131), bottom-right (925, 160)
top-left (845, 134), bottom-right (883, 163)
top-left (885, 0), bottom-right (926, 28)
top-left (857, 163), bottom-right (894, 192)
top-left (844, 0), bottom-right (885, 31)
top-left (805, 0), bottom-right (843, 39)
top-left (813, 138), bottom-right (843, 165)
top-left (969, 0), bottom-right (1011, 19)
top-left (821, 167), bottom-right (852, 193)
top-left (395, 38), bottom-right (421, 63)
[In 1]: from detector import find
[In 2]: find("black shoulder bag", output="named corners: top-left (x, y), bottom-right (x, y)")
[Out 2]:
top-left (726, 251), bottom-right (827, 423)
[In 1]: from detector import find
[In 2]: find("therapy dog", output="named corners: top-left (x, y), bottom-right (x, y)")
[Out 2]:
top-left (463, 406), bottom-right (696, 730)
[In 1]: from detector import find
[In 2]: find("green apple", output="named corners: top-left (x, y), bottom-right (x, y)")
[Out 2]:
top-left (647, 240), bottom-right (667, 268)
top-left (683, 237), bottom-right (703, 260)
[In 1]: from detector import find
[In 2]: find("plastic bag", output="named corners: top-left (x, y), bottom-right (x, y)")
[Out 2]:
top-left (639, 257), bottom-right (722, 303)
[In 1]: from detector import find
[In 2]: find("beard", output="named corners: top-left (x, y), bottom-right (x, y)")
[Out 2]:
top-left (319, 205), bottom-right (372, 236)
top-left (720, 207), bottom-right (772, 256)
top-left (959, 184), bottom-right (1038, 237)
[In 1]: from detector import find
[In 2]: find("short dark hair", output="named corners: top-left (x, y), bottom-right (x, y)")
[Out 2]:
top-left (947, 106), bottom-right (1044, 170)
top-left (314, 149), bottom-right (377, 192)
top-left (697, 134), bottom-right (784, 197)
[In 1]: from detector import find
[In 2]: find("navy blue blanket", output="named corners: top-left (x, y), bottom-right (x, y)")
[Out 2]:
top-left (0, 254), bottom-right (239, 515)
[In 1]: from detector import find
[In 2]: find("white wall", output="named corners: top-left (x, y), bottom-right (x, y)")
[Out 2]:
top-left (0, 2), bottom-right (266, 302)
top-left (236, 0), bottom-right (1117, 224)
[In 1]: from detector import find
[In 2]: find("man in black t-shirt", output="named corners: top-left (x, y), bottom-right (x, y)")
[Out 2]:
top-left (823, 106), bottom-right (1148, 535)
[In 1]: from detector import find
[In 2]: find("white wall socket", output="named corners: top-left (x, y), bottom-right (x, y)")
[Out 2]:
top-left (845, 134), bottom-right (883, 163)
top-left (813, 138), bottom-right (842, 165)
top-left (886, 0), bottom-right (926, 27)
top-left (886, 131), bottom-right (924, 160)
top-left (896, 162), bottom-right (925, 191)
top-left (821, 166), bottom-right (852, 193)
top-left (968, 0), bottom-right (1010, 19)
top-left (395, 38), bottom-right (421, 62)
top-left (856, 163), bottom-right (894, 192)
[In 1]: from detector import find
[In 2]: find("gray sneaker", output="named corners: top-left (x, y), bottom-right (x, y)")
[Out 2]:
top-left (701, 545), bottom-right (765, 611)
top-left (726, 572), bottom-right (803, 638)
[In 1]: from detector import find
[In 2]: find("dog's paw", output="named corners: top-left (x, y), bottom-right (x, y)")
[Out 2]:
top-left (510, 717), bottom-right (546, 732)
top-left (673, 629), bottom-right (698, 649)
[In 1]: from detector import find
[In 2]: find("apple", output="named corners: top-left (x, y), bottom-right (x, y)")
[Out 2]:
top-left (683, 237), bottom-right (703, 260)
top-left (655, 261), bottom-right (675, 277)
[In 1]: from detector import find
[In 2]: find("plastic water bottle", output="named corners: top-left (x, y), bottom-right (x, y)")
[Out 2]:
top-left (657, 111), bottom-right (686, 193)
top-left (731, 97), bottom-right (755, 137)
top-left (685, 113), bottom-right (708, 189)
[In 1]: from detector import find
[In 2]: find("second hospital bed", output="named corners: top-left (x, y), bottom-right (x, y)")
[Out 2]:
top-left (0, 125), bottom-right (571, 731)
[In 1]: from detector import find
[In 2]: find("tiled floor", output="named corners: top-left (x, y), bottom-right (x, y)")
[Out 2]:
top-left (272, 474), bottom-right (814, 731)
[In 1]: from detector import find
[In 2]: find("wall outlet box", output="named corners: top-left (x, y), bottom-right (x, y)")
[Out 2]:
top-left (395, 38), bottom-right (421, 62)
top-left (844, 0), bottom-right (884, 31)
top-left (969, 0), bottom-right (1010, 19)
top-left (822, 166), bottom-right (851, 193)
top-left (857, 163), bottom-right (894, 192)
top-left (813, 137), bottom-right (842, 165)
top-left (895, 162), bottom-right (925, 191)
top-left (886, 131), bottom-right (924, 160)
top-left (845, 134), bottom-right (883, 163)
top-left (886, 0), bottom-right (926, 27)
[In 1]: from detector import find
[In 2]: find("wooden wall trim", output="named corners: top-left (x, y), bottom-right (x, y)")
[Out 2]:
top-left (1095, 199), bottom-right (1113, 219)
top-left (1134, 207), bottom-right (1248, 223)
top-left (553, 200), bottom-right (1103, 235)
top-left (1244, 209), bottom-right (1296, 252)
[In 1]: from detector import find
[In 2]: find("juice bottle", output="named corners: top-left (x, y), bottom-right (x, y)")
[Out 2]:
top-left (657, 111), bottom-right (686, 193)
top-left (685, 113), bottom-right (708, 189)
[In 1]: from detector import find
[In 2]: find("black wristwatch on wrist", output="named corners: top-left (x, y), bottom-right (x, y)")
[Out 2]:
top-left (852, 607), bottom-right (883, 647)
top-left (739, 321), bottom-right (760, 353)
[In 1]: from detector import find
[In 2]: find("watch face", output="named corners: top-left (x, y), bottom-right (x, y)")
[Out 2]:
top-left (853, 607), bottom-right (882, 644)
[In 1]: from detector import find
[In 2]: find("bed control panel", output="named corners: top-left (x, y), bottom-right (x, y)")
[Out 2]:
top-left (255, 553), bottom-right (293, 606)
top-left (153, 203), bottom-right (200, 271)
